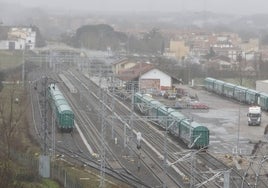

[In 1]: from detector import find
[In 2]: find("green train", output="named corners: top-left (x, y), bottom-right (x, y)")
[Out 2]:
top-left (204, 77), bottom-right (268, 110)
top-left (48, 84), bottom-right (75, 133)
top-left (134, 93), bottom-right (209, 149)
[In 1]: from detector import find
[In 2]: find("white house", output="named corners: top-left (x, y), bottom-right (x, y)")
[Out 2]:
top-left (140, 68), bottom-right (172, 92)
top-left (9, 27), bottom-right (36, 50)
top-left (0, 27), bottom-right (36, 50)
top-left (117, 62), bottom-right (173, 93)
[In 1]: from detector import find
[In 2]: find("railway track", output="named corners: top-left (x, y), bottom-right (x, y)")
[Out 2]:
top-left (29, 67), bottom-right (267, 187)
top-left (66, 70), bottom-right (185, 187)
top-left (61, 71), bottom-right (156, 187)
top-left (68, 69), bottom-right (242, 187)
top-left (29, 70), bottom-right (152, 187)
top-left (71, 70), bottom-right (265, 188)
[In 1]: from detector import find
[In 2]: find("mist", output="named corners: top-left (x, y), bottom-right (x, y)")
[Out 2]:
top-left (1, 0), bottom-right (268, 15)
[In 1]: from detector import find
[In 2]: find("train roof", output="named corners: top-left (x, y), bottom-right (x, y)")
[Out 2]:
top-left (157, 105), bottom-right (169, 111)
top-left (223, 82), bottom-right (236, 87)
top-left (180, 119), bottom-right (209, 129)
top-left (135, 93), bottom-right (155, 102)
top-left (234, 85), bottom-right (248, 92)
top-left (53, 93), bottom-right (65, 100)
top-left (49, 85), bottom-right (62, 96)
top-left (48, 84), bottom-right (59, 91)
top-left (165, 107), bottom-right (176, 115)
top-left (169, 111), bottom-right (185, 120)
top-left (214, 80), bottom-right (225, 84)
top-left (150, 100), bottom-right (163, 108)
top-left (48, 83), bottom-right (73, 113)
top-left (57, 104), bottom-right (73, 113)
top-left (246, 88), bottom-right (259, 94)
top-left (259, 92), bottom-right (268, 97)
top-left (55, 98), bottom-right (68, 106)
top-left (204, 77), bottom-right (216, 81)
top-left (190, 121), bottom-right (209, 129)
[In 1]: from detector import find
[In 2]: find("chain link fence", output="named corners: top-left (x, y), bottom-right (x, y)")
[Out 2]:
top-left (10, 150), bottom-right (86, 188)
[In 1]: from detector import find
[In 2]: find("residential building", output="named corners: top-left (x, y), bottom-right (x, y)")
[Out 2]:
top-left (112, 58), bottom-right (137, 74)
top-left (169, 40), bottom-right (189, 60)
top-left (239, 38), bottom-right (259, 52)
top-left (0, 26), bottom-right (36, 50)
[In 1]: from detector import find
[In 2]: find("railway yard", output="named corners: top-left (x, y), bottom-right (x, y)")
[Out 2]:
top-left (27, 61), bottom-right (268, 188)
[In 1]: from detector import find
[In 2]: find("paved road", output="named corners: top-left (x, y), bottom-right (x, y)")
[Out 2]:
top-left (175, 85), bottom-right (267, 157)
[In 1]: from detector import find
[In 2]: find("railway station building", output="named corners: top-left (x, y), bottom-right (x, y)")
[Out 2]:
top-left (117, 61), bottom-right (180, 94)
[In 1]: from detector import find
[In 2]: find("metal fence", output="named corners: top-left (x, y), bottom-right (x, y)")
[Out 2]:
top-left (51, 164), bottom-right (83, 188)
top-left (10, 150), bottom-right (85, 188)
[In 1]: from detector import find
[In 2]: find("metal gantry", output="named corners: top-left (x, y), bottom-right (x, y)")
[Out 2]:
top-left (31, 73), bottom-right (57, 153)
top-left (37, 76), bottom-right (59, 156)
top-left (41, 76), bottom-right (49, 155)
top-left (241, 148), bottom-right (268, 188)
top-left (99, 87), bottom-right (108, 188)
top-left (32, 75), bottom-right (59, 178)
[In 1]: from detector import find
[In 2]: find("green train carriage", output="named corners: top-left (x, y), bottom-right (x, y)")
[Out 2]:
top-left (134, 92), bottom-right (210, 148)
top-left (48, 84), bottom-right (74, 132)
top-left (179, 120), bottom-right (209, 149)
top-left (55, 102), bottom-right (74, 132)
top-left (204, 77), bottom-right (216, 91)
top-left (134, 93), bottom-right (155, 115)
top-left (258, 92), bottom-right (268, 111)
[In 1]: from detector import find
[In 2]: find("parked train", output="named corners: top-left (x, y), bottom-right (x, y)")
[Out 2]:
top-left (48, 84), bottom-right (75, 132)
top-left (204, 77), bottom-right (268, 111)
top-left (134, 93), bottom-right (209, 149)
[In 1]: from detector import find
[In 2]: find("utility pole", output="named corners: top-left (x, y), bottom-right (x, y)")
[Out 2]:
top-left (22, 50), bottom-right (25, 86)
top-left (236, 97), bottom-right (241, 155)
top-left (41, 76), bottom-right (49, 155)
top-left (99, 68), bottom-right (108, 187)
top-left (190, 153), bottom-right (196, 188)
top-left (110, 76), bottom-right (115, 139)
top-left (39, 76), bottom-right (50, 178)
top-left (36, 76), bottom-right (58, 178)
top-left (51, 111), bottom-right (56, 160)
top-left (99, 87), bottom-right (107, 187)
top-left (163, 117), bottom-right (168, 188)
top-left (128, 82), bottom-right (135, 157)
top-left (163, 115), bottom-right (176, 188)
top-left (236, 52), bottom-right (243, 85)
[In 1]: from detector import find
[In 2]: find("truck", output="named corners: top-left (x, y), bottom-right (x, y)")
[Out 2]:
top-left (247, 106), bottom-right (261, 126)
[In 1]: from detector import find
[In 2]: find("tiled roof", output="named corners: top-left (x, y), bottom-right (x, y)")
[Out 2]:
top-left (117, 62), bottom-right (154, 81)
top-left (112, 58), bottom-right (128, 65)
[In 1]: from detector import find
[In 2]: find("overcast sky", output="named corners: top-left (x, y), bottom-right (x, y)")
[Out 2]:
top-left (2, 0), bottom-right (268, 15)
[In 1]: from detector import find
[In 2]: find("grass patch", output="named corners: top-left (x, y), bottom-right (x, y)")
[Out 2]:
top-left (0, 76), bottom-right (130, 187)
top-left (223, 78), bottom-right (256, 89)
top-left (42, 179), bottom-right (61, 188)
top-left (52, 160), bottom-right (129, 188)
top-left (19, 179), bottom-right (60, 188)
top-left (0, 50), bottom-right (23, 70)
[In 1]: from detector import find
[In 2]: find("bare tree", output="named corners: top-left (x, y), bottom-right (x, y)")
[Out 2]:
top-left (0, 83), bottom-right (26, 187)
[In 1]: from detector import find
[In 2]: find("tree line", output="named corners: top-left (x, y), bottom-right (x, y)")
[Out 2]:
top-left (61, 24), bottom-right (166, 54)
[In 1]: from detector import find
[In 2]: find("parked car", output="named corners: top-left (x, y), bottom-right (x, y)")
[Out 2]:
top-left (189, 101), bottom-right (209, 109)
top-left (168, 93), bottom-right (177, 100)
top-left (172, 101), bottom-right (183, 109)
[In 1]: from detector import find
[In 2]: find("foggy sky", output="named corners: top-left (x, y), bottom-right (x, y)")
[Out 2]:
top-left (2, 0), bottom-right (268, 15)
